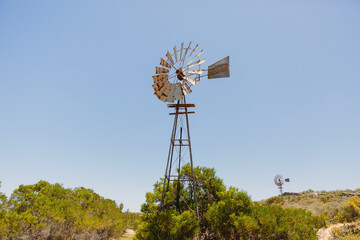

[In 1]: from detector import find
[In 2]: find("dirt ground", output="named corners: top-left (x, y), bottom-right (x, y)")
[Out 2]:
top-left (118, 229), bottom-right (136, 240)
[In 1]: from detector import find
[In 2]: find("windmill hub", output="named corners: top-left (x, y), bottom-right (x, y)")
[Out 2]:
top-left (176, 68), bottom-right (186, 80)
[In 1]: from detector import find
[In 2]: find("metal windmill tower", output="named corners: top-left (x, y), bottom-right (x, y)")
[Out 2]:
top-left (152, 42), bottom-right (230, 218)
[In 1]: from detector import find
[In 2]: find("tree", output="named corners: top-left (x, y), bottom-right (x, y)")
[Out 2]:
top-left (136, 164), bottom-right (226, 239)
top-left (135, 206), bottom-right (198, 240)
top-left (206, 187), bottom-right (254, 239)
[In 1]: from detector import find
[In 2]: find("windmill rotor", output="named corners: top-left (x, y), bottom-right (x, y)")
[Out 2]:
top-left (152, 42), bottom-right (230, 103)
top-left (274, 174), bottom-right (290, 195)
top-left (274, 174), bottom-right (284, 187)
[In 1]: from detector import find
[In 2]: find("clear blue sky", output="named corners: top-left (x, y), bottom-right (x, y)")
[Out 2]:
top-left (0, 1), bottom-right (359, 211)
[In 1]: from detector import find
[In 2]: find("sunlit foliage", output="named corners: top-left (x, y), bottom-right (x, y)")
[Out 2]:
top-left (136, 164), bottom-right (325, 240)
top-left (0, 181), bottom-right (139, 240)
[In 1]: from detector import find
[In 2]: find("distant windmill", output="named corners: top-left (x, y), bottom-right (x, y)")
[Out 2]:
top-left (274, 174), bottom-right (290, 195)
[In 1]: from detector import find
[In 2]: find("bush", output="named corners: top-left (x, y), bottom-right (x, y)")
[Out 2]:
top-left (135, 206), bottom-right (198, 240)
top-left (336, 196), bottom-right (360, 223)
top-left (206, 188), bottom-right (254, 239)
top-left (0, 181), bottom-right (137, 239)
top-left (207, 191), bottom-right (324, 240)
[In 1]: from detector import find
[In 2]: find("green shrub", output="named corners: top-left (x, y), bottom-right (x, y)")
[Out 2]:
top-left (336, 196), bottom-right (360, 223)
top-left (135, 206), bottom-right (198, 240)
top-left (0, 181), bottom-right (137, 239)
top-left (206, 188), bottom-right (253, 239)
top-left (207, 192), bottom-right (324, 240)
top-left (137, 164), bottom-right (225, 240)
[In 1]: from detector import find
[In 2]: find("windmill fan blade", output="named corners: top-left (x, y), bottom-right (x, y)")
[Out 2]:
top-left (188, 59), bottom-right (205, 69)
top-left (173, 45), bottom-right (178, 62)
top-left (154, 90), bottom-right (163, 100)
top-left (152, 77), bottom-right (168, 91)
top-left (184, 76), bottom-right (199, 86)
top-left (159, 94), bottom-right (167, 102)
top-left (162, 84), bottom-right (172, 99)
top-left (152, 83), bottom-right (160, 92)
top-left (155, 86), bottom-right (168, 101)
top-left (179, 42), bottom-right (184, 61)
top-left (182, 41), bottom-right (191, 61)
top-left (187, 44), bottom-right (198, 60)
top-left (156, 67), bottom-right (170, 74)
top-left (180, 81), bottom-right (192, 95)
top-left (208, 56), bottom-right (230, 79)
top-left (166, 51), bottom-right (174, 65)
top-left (152, 74), bottom-right (168, 83)
top-left (167, 84), bottom-right (176, 103)
top-left (174, 83), bottom-right (183, 100)
top-left (188, 69), bottom-right (205, 75)
top-left (187, 50), bottom-right (204, 65)
top-left (158, 92), bottom-right (169, 103)
top-left (160, 58), bottom-right (172, 69)
top-left (164, 83), bottom-right (172, 95)
top-left (158, 81), bottom-right (170, 95)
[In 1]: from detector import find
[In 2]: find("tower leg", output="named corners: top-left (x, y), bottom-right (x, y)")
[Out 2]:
top-left (176, 127), bottom-right (183, 211)
top-left (183, 97), bottom-right (199, 219)
top-left (160, 101), bottom-right (180, 210)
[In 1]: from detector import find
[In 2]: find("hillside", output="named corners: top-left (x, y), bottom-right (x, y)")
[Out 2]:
top-left (260, 189), bottom-right (360, 239)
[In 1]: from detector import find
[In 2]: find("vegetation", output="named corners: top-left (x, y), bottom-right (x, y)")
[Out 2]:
top-left (336, 196), bottom-right (360, 223)
top-left (330, 221), bottom-right (360, 240)
top-left (136, 164), bottom-right (325, 240)
top-left (260, 190), bottom-right (360, 224)
top-left (5, 172), bottom-right (360, 239)
top-left (261, 189), bottom-right (360, 238)
top-left (0, 181), bottom-right (140, 240)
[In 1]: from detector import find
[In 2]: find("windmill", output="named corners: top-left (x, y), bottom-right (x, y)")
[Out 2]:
top-left (152, 42), bottom-right (230, 218)
top-left (274, 174), bottom-right (290, 195)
